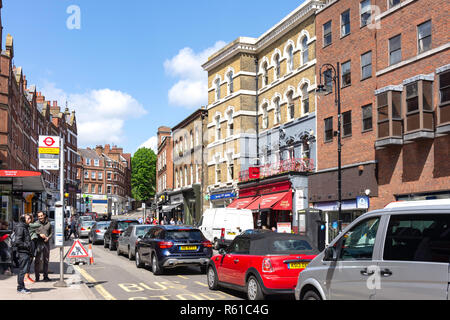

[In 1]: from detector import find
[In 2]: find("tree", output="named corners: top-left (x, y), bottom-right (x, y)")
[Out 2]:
top-left (131, 147), bottom-right (156, 202)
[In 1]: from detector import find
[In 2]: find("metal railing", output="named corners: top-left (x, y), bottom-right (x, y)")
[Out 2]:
top-left (239, 158), bottom-right (315, 182)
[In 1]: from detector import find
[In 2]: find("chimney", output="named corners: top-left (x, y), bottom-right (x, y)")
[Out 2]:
top-left (104, 144), bottom-right (110, 154)
top-left (5, 34), bottom-right (13, 59)
top-left (95, 145), bottom-right (103, 155)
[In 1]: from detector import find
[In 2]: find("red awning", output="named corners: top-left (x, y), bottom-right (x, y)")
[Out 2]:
top-left (0, 170), bottom-right (46, 192)
top-left (227, 197), bottom-right (259, 209)
top-left (246, 190), bottom-right (293, 211)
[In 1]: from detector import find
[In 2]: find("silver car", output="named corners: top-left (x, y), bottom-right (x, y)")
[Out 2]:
top-left (117, 225), bottom-right (155, 260)
top-left (78, 221), bottom-right (96, 238)
top-left (295, 200), bottom-right (450, 300)
top-left (88, 221), bottom-right (111, 245)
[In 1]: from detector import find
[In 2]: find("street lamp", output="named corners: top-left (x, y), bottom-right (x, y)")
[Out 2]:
top-left (315, 63), bottom-right (343, 234)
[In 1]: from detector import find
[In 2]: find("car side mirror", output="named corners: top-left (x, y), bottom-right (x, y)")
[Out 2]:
top-left (218, 248), bottom-right (226, 255)
top-left (324, 246), bottom-right (337, 261)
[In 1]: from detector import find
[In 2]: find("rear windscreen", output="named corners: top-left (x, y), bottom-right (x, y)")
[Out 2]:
top-left (118, 221), bottom-right (138, 230)
top-left (82, 221), bottom-right (96, 227)
top-left (271, 239), bottom-right (313, 252)
top-left (166, 230), bottom-right (203, 241)
top-left (136, 226), bottom-right (153, 237)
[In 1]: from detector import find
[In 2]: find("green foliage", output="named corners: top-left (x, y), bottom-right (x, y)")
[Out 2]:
top-left (131, 147), bottom-right (156, 201)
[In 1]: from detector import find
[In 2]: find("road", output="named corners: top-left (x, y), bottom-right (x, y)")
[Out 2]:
top-left (74, 237), bottom-right (245, 301)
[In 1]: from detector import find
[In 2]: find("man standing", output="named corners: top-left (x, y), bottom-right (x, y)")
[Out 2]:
top-left (34, 212), bottom-right (52, 282)
top-left (13, 213), bottom-right (33, 294)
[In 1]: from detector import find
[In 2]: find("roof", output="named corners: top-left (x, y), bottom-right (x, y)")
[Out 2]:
top-left (78, 148), bottom-right (102, 160)
top-left (242, 233), bottom-right (319, 255)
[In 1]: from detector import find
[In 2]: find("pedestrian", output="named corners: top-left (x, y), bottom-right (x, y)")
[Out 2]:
top-left (271, 226), bottom-right (277, 232)
top-left (145, 217), bottom-right (151, 225)
top-left (13, 213), bottom-right (33, 294)
top-left (34, 212), bottom-right (52, 282)
top-left (176, 218), bottom-right (182, 225)
top-left (0, 220), bottom-right (12, 275)
top-left (67, 216), bottom-right (78, 240)
top-left (170, 218), bottom-right (175, 225)
top-left (163, 215), bottom-right (168, 225)
top-left (25, 215), bottom-right (42, 283)
top-left (152, 219), bottom-right (158, 225)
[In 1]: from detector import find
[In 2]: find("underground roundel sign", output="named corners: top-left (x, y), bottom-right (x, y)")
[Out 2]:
top-left (39, 136), bottom-right (60, 154)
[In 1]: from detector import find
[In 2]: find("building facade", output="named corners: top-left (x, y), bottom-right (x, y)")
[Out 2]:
top-left (155, 126), bottom-right (173, 216)
top-left (311, 0), bottom-right (450, 243)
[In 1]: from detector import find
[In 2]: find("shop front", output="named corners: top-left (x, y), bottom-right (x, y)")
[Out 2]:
top-left (209, 190), bottom-right (236, 209)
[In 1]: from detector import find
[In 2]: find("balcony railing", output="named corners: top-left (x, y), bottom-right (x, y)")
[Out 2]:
top-left (239, 158), bottom-right (315, 183)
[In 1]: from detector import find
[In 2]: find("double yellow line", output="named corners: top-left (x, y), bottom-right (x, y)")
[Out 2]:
top-left (74, 266), bottom-right (116, 300)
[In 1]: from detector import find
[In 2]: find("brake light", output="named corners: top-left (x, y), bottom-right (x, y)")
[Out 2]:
top-left (159, 241), bottom-right (174, 249)
top-left (112, 229), bottom-right (121, 234)
top-left (220, 228), bottom-right (225, 239)
top-left (262, 258), bottom-right (274, 273)
top-left (202, 241), bottom-right (212, 248)
top-left (81, 228), bottom-right (85, 231)
top-left (95, 230), bottom-right (101, 233)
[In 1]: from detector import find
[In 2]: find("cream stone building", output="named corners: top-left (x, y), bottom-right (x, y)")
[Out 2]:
top-left (202, 0), bottom-right (324, 217)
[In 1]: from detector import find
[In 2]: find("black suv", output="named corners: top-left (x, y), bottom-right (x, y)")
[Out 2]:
top-left (135, 225), bottom-right (213, 275)
top-left (104, 219), bottom-right (139, 251)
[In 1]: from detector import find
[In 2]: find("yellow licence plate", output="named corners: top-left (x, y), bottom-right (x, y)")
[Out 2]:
top-left (180, 246), bottom-right (198, 251)
top-left (227, 232), bottom-right (236, 235)
top-left (288, 262), bottom-right (308, 269)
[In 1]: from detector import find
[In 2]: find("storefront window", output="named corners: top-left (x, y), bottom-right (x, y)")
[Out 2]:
top-left (0, 185), bottom-right (12, 224)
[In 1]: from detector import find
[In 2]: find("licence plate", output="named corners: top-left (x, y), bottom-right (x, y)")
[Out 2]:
top-left (180, 246), bottom-right (198, 251)
top-left (288, 262), bottom-right (308, 269)
top-left (227, 232), bottom-right (236, 235)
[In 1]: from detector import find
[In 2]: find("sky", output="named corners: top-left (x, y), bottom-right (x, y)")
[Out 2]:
top-left (2, 0), bottom-right (306, 155)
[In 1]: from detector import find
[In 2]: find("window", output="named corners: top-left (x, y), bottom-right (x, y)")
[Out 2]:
top-left (98, 185), bottom-right (102, 194)
top-left (91, 171), bottom-right (96, 179)
top-left (324, 69), bottom-right (333, 93)
top-left (323, 21), bottom-right (332, 47)
top-left (274, 98), bottom-right (281, 124)
top-left (195, 128), bottom-right (200, 146)
top-left (389, 0), bottom-right (400, 7)
top-left (262, 104), bottom-right (269, 129)
top-left (263, 62), bottom-right (269, 86)
top-left (274, 54), bottom-right (281, 79)
top-left (227, 72), bottom-right (234, 94)
top-left (227, 110), bottom-right (234, 137)
top-left (83, 185), bottom-right (89, 193)
top-left (86, 158), bottom-right (91, 166)
top-left (84, 170), bottom-right (89, 179)
top-left (91, 184), bottom-right (95, 194)
top-left (383, 214), bottom-right (450, 263)
top-left (406, 82), bottom-right (419, 112)
top-left (227, 162), bottom-right (234, 181)
top-left (184, 166), bottom-right (187, 186)
top-left (197, 165), bottom-right (201, 183)
top-left (342, 111), bottom-right (352, 137)
top-left (215, 164), bottom-right (221, 184)
top-left (94, 159), bottom-right (99, 167)
top-left (301, 37), bottom-right (309, 64)
top-left (362, 104), bottom-right (373, 131)
top-left (301, 85), bottom-right (309, 115)
top-left (418, 20), bottom-right (432, 53)
top-left (324, 117), bottom-right (333, 142)
top-left (339, 217), bottom-right (380, 260)
top-left (215, 79), bottom-right (221, 101)
top-left (389, 34), bottom-right (402, 65)
top-left (341, 10), bottom-right (350, 37)
top-left (190, 131), bottom-right (193, 149)
top-left (228, 238), bottom-right (250, 254)
top-left (361, 51), bottom-right (372, 80)
top-left (439, 71), bottom-right (450, 104)
top-left (190, 165), bottom-right (193, 185)
top-left (287, 45), bottom-right (294, 72)
top-left (360, 0), bottom-right (371, 27)
top-left (107, 185), bottom-right (112, 194)
top-left (107, 172), bottom-right (112, 180)
top-left (341, 60), bottom-right (351, 87)
top-left (98, 172), bottom-right (103, 180)
top-left (287, 91), bottom-right (295, 120)
top-left (215, 116), bottom-right (221, 141)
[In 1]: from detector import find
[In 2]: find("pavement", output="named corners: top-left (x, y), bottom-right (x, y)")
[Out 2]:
top-left (0, 242), bottom-right (97, 300)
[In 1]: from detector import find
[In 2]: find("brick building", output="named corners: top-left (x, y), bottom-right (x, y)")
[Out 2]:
top-left (310, 0), bottom-right (450, 242)
top-left (77, 145), bottom-right (132, 215)
top-left (155, 126), bottom-right (173, 214)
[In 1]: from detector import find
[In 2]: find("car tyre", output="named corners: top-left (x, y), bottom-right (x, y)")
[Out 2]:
top-left (104, 237), bottom-right (109, 248)
top-left (303, 290), bottom-right (321, 301)
top-left (135, 251), bottom-right (144, 268)
top-left (151, 254), bottom-right (162, 275)
top-left (247, 276), bottom-right (264, 301)
top-left (207, 266), bottom-right (218, 290)
top-left (109, 239), bottom-right (115, 251)
top-left (200, 265), bottom-right (207, 274)
top-left (128, 248), bottom-right (134, 261)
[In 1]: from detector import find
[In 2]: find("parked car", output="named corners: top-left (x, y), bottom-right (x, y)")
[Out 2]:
top-left (79, 215), bottom-right (94, 223)
top-left (104, 219), bottom-right (139, 251)
top-left (198, 208), bottom-right (254, 249)
top-left (207, 232), bottom-right (318, 300)
top-left (78, 221), bottom-right (96, 238)
top-left (135, 225), bottom-right (213, 275)
top-left (117, 225), bottom-right (156, 260)
top-left (240, 229), bottom-right (272, 236)
top-left (83, 212), bottom-right (98, 221)
top-left (88, 221), bottom-right (111, 245)
top-left (295, 199), bottom-right (450, 300)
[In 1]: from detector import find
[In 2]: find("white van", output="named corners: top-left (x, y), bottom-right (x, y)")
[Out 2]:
top-left (198, 208), bottom-right (254, 249)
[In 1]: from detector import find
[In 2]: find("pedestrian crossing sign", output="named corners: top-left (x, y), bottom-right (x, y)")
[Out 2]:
top-left (67, 239), bottom-right (89, 259)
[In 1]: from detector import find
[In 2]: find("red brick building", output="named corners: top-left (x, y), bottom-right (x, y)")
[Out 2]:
top-left (154, 126), bottom-right (174, 217)
top-left (310, 0), bottom-right (450, 242)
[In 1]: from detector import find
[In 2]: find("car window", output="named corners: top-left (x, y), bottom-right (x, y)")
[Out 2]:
top-left (271, 239), bottom-right (313, 252)
top-left (338, 217), bottom-right (380, 261)
top-left (118, 221), bottom-right (138, 230)
top-left (136, 226), bottom-right (153, 237)
top-left (383, 214), bottom-right (450, 263)
top-left (228, 238), bottom-right (250, 254)
top-left (82, 221), bottom-right (96, 227)
top-left (124, 226), bottom-right (133, 237)
top-left (153, 228), bottom-right (164, 239)
top-left (165, 230), bottom-right (203, 241)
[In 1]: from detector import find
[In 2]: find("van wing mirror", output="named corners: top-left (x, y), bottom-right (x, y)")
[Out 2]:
top-left (323, 246), bottom-right (337, 261)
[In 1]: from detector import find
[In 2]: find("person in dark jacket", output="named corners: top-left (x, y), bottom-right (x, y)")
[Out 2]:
top-left (14, 213), bottom-right (33, 294)
top-left (66, 216), bottom-right (78, 240)
top-left (34, 211), bottom-right (52, 282)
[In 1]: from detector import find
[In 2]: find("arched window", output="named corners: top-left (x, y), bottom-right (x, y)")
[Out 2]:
top-left (287, 45), bottom-right (294, 72)
top-left (227, 109), bottom-right (234, 137)
top-left (263, 62), bottom-right (269, 86)
top-left (215, 115), bottom-right (221, 141)
top-left (274, 54), bottom-right (281, 79)
top-left (274, 97), bottom-right (281, 125)
top-left (227, 71), bottom-right (234, 94)
top-left (190, 165), bottom-right (193, 185)
top-left (301, 85), bottom-right (309, 115)
top-left (287, 91), bottom-right (295, 120)
top-left (184, 166), bottom-right (188, 186)
top-left (262, 104), bottom-right (269, 129)
top-left (215, 78), bottom-right (221, 101)
top-left (301, 37), bottom-right (309, 64)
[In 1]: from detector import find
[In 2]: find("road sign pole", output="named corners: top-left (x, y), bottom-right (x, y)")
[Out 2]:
top-left (54, 138), bottom-right (67, 288)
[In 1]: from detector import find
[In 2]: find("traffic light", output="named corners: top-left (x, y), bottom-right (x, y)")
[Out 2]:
top-left (85, 197), bottom-right (89, 204)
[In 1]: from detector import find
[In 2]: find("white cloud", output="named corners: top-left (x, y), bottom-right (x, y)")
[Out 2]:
top-left (40, 81), bottom-right (147, 147)
top-left (164, 41), bottom-right (226, 109)
top-left (138, 136), bottom-right (158, 153)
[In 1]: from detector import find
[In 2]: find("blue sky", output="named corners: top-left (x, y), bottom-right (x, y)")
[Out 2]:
top-left (2, 0), bottom-right (305, 154)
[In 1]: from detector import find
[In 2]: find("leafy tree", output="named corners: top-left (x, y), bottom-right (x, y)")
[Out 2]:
top-left (131, 147), bottom-right (156, 201)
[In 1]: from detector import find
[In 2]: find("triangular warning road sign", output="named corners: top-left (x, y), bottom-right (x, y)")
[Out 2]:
top-left (67, 239), bottom-right (89, 259)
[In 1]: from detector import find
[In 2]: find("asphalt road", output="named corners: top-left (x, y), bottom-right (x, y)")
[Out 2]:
top-left (74, 237), bottom-right (245, 301)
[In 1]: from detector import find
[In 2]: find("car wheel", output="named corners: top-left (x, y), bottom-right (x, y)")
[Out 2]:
top-left (135, 251), bottom-right (144, 268)
top-left (151, 254), bottom-right (162, 275)
top-left (247, 276), bottom-right (264, 301)
top-left (207, 266), bottom-right (218, 290)
top-left (213, 239), bottom-right (220, 250)
top-left (128, 248), bottom-right (134, 260)
top-left (104, 237), bottom-right (109, 248)
top-left (303, 290), bottom-right (321, 301)
top-left (109, 239), bottom-right (115, 251)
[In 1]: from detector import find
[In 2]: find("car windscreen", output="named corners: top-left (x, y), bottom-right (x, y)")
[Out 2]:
top-left (136, 226), bottom-right (153, 237)
top-left (271, 239), bottom-right (313, 252)
top-left (165, 230), bottom-right (203, 241)
top-left (118, 221), bottom-right (139, 230)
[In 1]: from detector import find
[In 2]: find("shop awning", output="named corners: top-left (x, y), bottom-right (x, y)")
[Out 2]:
top-left (246, 190), bottom-right (293, 211)
top-left (161, 203), bottom-right (183, 212)
top-left (0, 170), bottom-right (46, 192)
top-left (227, 196), bottom-right (259, 209)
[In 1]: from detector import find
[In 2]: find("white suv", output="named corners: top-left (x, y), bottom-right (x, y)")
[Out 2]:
top-left (295, 200), bottom-right (450, 300)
